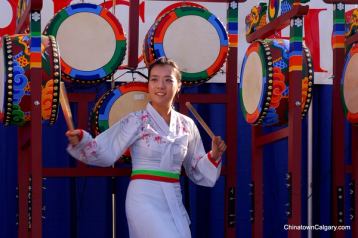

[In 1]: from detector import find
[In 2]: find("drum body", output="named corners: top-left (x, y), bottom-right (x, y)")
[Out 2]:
top-left (341, 43), bottom-right (358, 124)
top-left (91, 82), bottom-right (149, 135)
top-left (44, 3), bottom-right (126, 84)
top-left (239, 39), bottom-right (313, 126)
top-left (0, 34), bottom-right (61, 126)
top-left (143, 6), bottom-right (228, 86)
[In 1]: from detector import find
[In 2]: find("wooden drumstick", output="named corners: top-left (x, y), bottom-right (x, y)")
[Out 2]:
top-left (185, 102), bottom-right (215, 139)
top-left (59, 82), bottom-right (75, 131)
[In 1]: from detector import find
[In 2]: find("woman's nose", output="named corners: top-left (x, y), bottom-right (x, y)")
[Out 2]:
top-left (156, 79), bottom-right (165, 88)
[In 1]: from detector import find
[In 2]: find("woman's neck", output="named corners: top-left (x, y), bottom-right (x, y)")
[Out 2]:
top-left (151, 103), bottom-right (172, 125)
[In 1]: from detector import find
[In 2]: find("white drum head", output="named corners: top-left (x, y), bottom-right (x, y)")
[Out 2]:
top-left (242, 52), bottom-right (263, 114)
top-left (108, 91), bottom-right (148, 127)
top-left (56, 12), bottom-right (116, 71)
top-left (163, 15), bottom-right (220, 73)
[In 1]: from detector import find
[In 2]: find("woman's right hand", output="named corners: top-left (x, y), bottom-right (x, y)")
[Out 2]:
top-left (65, 129), bottom-right (82, 146)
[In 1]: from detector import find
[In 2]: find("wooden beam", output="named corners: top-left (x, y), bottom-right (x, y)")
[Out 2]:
top-left (256, 127), bottom-right (289, 146)
top-left (246, 5), bottom-right (309, 43)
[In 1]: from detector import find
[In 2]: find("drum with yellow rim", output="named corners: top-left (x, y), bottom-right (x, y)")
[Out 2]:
top-left (0, 34), bottom-right (61, 126)
top-left (143, 6), bottom-right (228, 86)
top-left (341, 43), bottom-right (358, 124)
top-left (239, 39), bottom-right (313, 126)
top-left (44, 3), bottom-right (126, 84)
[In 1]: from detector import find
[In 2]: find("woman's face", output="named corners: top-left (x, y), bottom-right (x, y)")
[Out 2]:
top-left (148, 64), bottom-right (181, 109)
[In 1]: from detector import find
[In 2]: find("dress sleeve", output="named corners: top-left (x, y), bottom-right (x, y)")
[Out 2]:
top-left (67, 112), bottom-right (142, 167)
top-left (182, 121), bottom-right (222, 187)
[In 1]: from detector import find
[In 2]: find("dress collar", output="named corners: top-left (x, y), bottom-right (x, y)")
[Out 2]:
top-left (146, 103), bottom-right (177, 136)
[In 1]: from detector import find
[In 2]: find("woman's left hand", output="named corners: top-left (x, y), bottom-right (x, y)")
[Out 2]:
top-left (210, 136), bottom-right (226, 161)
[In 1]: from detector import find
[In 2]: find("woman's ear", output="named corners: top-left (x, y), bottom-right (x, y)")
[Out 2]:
top-left (178, 83), bottom-right (182, 93)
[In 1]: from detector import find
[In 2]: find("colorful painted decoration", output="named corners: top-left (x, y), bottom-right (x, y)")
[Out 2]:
top-left (268, 0), bottom-right (280, 22)
top-left (281, 0), bottom-right (310, 15)
top-left (239, 39), bottom-right (313, 126)
top-left (227, 0), bottom-right (239, 48)
top-left (346, 8), bottom-right (358, 38)
top-left (0, 34), bottom-right (61, 126)
top-left (332, 3), bottom-right (346, 49)
top-left (245, 2), bottom-right (267, 36)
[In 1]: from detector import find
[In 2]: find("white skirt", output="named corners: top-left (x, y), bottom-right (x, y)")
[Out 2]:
top-left (125, 179), bottom-right (191, 238)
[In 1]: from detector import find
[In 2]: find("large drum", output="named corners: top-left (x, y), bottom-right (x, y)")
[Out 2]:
top-left (341, 43), bottom-right (358, 124)
top-left (143, 6), bottom-right (228, 86)
top-left (143, 2), bottom-right (206, 67)
top-left (0, 34), bottom-right (61, 126)
top-left (44, 3), bottom-right (126, 84)
top-left (239, 39), bottom-right (313, 126)
top-left (90, 82), bottom-right (149, 135)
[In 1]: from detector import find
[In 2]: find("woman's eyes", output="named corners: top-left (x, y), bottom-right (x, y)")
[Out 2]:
top-left (149, 78), bottom-right (174, 83)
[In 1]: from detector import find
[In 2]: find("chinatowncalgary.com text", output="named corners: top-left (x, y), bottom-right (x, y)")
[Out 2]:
top-left (284, 224), bottom-right (351, 232)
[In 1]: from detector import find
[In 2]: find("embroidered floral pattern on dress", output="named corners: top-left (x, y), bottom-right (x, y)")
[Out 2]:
top-left (80, 140), bottom-right (98, 161)
top-left (119, 116), bottom-right (132, 131)
top-left (140, 132), bottom-right (151, 146)
top-left (137, 111), bottom-right (167, 147)
top-left (176, 118), bottom-right (190, 135)
top-left (154, 135), bottom-right (162, 144)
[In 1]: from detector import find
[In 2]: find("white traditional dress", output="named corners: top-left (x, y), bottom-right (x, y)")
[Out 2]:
top-left (67, 103), bottom-right (222, 238)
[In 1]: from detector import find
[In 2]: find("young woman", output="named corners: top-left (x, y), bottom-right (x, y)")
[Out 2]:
top-left (66, 57), bottom-right (226, 238)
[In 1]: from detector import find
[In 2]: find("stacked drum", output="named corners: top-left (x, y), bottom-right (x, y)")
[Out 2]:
top-left (239, 39), bottom-right (314, 126)
top-left (341, 43), bottom-right (358, 125)
top-left (0, 34), bottom-right (61, 126)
